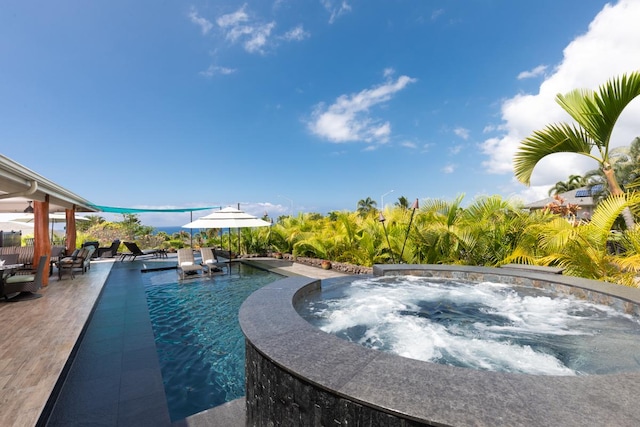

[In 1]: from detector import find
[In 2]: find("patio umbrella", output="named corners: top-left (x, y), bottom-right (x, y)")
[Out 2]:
top-left (10, 212), bottom-right (89, 241)
top-left (182, 206), bottom-right (271, 257)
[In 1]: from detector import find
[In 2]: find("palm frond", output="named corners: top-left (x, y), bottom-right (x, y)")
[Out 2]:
top-left (514, 123), bottom-right (595, 184)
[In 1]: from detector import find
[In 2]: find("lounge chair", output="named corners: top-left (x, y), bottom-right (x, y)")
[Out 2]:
top-left (177, 248), bottom-right (203, 279)
top-left (120, 242), bottom-right (162, 261)
top-left (83, 241), bottom-right (100, 258)
top-left (200, 247), bottom-right (224, 275)
top-left (56, 246), bottom-right (95, 279)
top-left (97, 239), bottom-right (120, 258)
top-left (1, 255), bottom-right (47, 301)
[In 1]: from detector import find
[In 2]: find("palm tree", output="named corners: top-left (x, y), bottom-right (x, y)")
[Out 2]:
top-left (505, 193), bottom-right (640, 286)
top-left (395, 196), bottom-right (410, 209)
top-left (356, 197), bottom-right (377, 217)
top-left (514, 71), bottom-right (640, 229)
top-left (547, 174), bottom-right (585, 196)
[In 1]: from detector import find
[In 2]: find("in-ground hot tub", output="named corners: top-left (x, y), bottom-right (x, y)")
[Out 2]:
top-left (239, 265), bottom-right (640, 426)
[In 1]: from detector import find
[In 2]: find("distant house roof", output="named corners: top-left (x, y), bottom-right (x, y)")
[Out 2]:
top-left (525, 185), bottom-right (604, 210)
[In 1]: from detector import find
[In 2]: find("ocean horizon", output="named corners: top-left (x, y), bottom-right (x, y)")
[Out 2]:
top-left (153, 226), bottom-right (186, 235)
top-left (154, 226), bottom-right (228, 236)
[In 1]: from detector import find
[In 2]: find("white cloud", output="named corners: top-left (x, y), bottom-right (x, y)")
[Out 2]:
top-left (481, 0), bottom-right (640, 202)
top-left (450, 145), bottom-right (463, 155)
top-left (309, 75), bottom-right (417, 143)
top-left (282, 25), bottom-right (310, 41)
top-left (188, 8), bottom-right (214, 35)
top-left (401, 140), bottom-right (417, 149)
top-left (383, 68), bottom-right (395, 78)
top-left (244, 22), bottom-right (276, 53)
top-left (199, 65), bottom-right (237, 78)
top-left (431, 9), bottom-right (444, 21)
top-left (517, 65), bottom-right (547, 80)
top-left (453, 127), bottom-right (469, 140)
top-left (322, 0), bottom-right (352, 24)
top-left (216, 5), bottom-right (249, 28)
top-left (216, 5), bottom-right (306, 54)
top-left (442, 164), bottom-right (456, 174)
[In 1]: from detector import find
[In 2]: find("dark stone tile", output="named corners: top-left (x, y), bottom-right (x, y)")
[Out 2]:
top-left (82, 323), bottom-right (124, 343)
top-left (46, 261), bottom-right (172, 426)
top-left (67, 350), bottom-right (123, 382)
top-left (118, 390), bottom-right (172, 427)
top-left (123, 331), bottom-right (156, 352)
top-left (45, 405), bottom-right (119, 427)
top-left (76, 335), bottom-right (124, 358)
top-left (120, 368), bottom-right (166, 402)
top-left (90, 305), bottom-right (126, 321)
top-left (48, 376), bottom-right (120, 426)
top-left (87, 310), bottom-right (126, 328)
top-left (122, 346), bottom-right (160, 373)
top-left (123, 318), bottom-right (153, 336)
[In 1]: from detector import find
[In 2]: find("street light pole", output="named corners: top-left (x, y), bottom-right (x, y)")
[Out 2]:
top-left (381, 189), bottom-right (394, 210)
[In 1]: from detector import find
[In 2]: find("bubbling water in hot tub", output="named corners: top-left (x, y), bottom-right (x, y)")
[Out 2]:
top-left (298, 275), bottom-right (640, 376)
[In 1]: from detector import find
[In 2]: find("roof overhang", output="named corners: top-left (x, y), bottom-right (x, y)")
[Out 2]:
top-left (0, 154), bottom-right (98, 213)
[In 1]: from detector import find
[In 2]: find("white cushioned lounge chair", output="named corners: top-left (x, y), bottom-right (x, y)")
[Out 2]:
top-left (200, 247), bottom-right (224, 276)
top-left (177, 248), bottom-right (203, 279)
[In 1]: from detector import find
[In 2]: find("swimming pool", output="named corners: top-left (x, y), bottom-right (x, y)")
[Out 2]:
top-left (143, 262), bottom-right (282, 422)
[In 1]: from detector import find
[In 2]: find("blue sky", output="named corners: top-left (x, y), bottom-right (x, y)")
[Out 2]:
top-left (2, 0), bottom-right (640, 226)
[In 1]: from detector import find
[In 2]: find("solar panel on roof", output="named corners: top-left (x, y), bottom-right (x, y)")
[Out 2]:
top-left (575, 189), bottom-right (589, 197)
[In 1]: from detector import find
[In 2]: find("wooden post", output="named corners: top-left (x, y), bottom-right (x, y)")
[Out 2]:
top-left (34, 200), bottom-right (51, 286)
top-left (66, 208), bottom-right (77, 254)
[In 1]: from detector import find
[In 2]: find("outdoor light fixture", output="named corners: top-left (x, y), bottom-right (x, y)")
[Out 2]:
top-left (24, 201), bottom-right (34, 213)
top-left (378, 212), bottom-right (396, 263)
top-left (399, 198), bottom-right (420, 263)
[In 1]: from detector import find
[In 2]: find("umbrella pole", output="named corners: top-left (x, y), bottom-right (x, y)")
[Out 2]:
top-left (228, 227), bottom-right (232, 275)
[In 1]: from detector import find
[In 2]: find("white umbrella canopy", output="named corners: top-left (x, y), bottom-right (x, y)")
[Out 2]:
top-left (182, 207), bottom-right (271, 229)
top-left (10, 213), bottom-right (89, 242)
top-left (9, 212), bottom-right (90, 224)
top-left (182, 207), bottom-right (271, 259)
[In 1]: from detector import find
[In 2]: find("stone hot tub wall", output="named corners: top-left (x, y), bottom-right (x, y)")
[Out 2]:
top-left (239, 265), bottom-right (640, 427)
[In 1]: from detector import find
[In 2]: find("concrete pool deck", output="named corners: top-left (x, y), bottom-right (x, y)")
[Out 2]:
top-left (0, 254), bottom-right (345, 426)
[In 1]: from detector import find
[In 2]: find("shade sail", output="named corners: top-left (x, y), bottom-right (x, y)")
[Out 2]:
top-left (182, 207), bottom-right (271, 229)
top-left (91, 205), bottom-right (219, 214)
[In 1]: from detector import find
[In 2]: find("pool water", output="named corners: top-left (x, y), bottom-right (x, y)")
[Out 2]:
top-left (299, 275), bottom-right (640, 376)
top-left (143, 263), bottom-right (282, 422)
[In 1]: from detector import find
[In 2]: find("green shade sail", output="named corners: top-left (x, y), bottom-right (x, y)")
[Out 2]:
top-left (90, 205), bottom-right (220, 214)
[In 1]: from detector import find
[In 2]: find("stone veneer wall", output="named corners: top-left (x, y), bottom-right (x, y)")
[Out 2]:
top-left (244, 344), bottom-right (430, 427)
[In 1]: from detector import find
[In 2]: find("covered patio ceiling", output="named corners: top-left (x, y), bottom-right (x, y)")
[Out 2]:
top-left (0, 154), bottom-right (97, 213)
